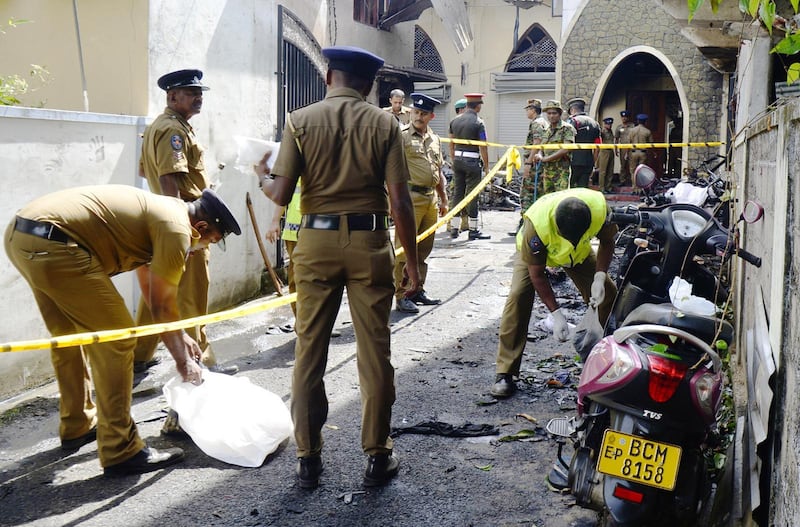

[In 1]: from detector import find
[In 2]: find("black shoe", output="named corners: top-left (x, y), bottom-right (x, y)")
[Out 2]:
top-left (364, 452), bottom-right (399, 487)
top-left (490, 374), bottom-right (516, 398)
top-left (396, 297), bottom-right (420, 314)
top-left (297, 454), bottom-right (324, 489)
top-left (208, 363), bottom-right (239, 375)
top-left (450, 228), bottom-right (459, 239)
top-left (61, 426), bottom-right (97, 451)
top-left (133, 357), bottom-right (161, 374)
top-left (409, 290), bottom-right (441, 306)
top-left (103, 446), bottom-right (184, 478)
top-left (468, 230), bottom-right (491, 240)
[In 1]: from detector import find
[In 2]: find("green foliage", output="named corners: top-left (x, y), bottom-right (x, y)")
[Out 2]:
top-left (0, 18), bottom-right (49, 106)
top-left (788, 62), bottom-right (800, 83)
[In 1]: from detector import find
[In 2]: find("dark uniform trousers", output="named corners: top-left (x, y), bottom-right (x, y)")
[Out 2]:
top-left (495, 252), bottom-right (616, 375)
top-left (285, 239), bottom-right (297, 316)
top-left (393, 190), bottom-right (437, 298)
top-left (4, 224), bottom-right (145, 467)
top-left (133, 247), bottom-right (215, 365)
top-left (597, 149), bottom-right (614, 192)
top-left (291, 222), bottom-right (396, 457)
top-left (628, 150), bottom-right (650, 188)
top-left (451, 158), bottom-right (482, 219)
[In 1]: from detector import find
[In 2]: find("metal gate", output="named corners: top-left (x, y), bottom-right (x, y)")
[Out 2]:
top-left (277, 7), bottom-right (326, 141)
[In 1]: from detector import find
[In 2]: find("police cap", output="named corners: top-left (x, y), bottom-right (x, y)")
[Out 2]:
top-left (464, 93), bottom-right (485, 104)
top-left (322, 46), bottom-right (384, 78)
top-left (157, 69), bottom-right (210, 91)
top-left (454, 98), bottom-right (467, 110)
top-left (620, 110), bottom-right (630, 117)
top-left (409, 92), bottom-right (440, 113)
top-left (603, 117), bottom-right (614, 124)
top-left (637, 113), bottom-right (649, 121)
top-left (198, 188), bottom-right (241, 237)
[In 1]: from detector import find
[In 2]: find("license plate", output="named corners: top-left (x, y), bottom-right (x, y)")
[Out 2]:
top-left (596, 430), bottom-right (682, 491)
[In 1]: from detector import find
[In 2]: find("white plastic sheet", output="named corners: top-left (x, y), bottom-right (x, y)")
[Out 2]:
top-left (163, 372), bottom-right (293, 467)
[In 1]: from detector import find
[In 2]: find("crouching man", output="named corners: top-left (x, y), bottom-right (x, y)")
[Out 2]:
top-left (4, 185), bottom-right (240, 476)
top-left (490, 188), bottom-right (617, 398)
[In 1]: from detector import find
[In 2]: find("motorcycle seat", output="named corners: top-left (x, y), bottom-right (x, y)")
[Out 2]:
top-left (620, 303), bottom-right (733, 347)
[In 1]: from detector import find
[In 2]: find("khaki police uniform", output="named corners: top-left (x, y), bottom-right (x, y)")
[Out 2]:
top-left (382, 105), bottom-right (411, 125)
top-left (598, 126), bottom-right (616, 192)
top-left (134, 107), bottom-right (215, 366)
top-left (4, 185), bottom-right (194, 467)
top-left (394, 122), bottom-right (443, 299)
top-left (628, 123), bottom-right (654, 186)
top-left (494, 189), bottom-right (617, 376)
top-left (615, 121), bottom-right (636, 184)
top-left (272, 87), bottom-right (409, 458)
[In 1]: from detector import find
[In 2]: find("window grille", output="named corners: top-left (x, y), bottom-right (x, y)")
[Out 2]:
top-left (506, 26), bottom-right (556, 72)
top-left (414, 26), bottom-right (444, 73)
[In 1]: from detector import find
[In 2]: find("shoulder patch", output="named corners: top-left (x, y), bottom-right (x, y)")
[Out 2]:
top-left (529, 234), bottom-right (545, 254)
top-left (170, 134), bottom-right (183, 151)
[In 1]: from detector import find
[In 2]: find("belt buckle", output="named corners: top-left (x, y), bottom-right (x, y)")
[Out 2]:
top-left (371, 214), bottom-right (377, 231)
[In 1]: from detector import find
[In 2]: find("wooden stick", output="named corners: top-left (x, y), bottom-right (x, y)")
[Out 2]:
top-left (245, 192), bottom-right (285, 295)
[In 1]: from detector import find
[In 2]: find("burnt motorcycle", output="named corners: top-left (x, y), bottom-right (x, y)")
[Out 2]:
top-left (547, 200), bottom-right (763, 526)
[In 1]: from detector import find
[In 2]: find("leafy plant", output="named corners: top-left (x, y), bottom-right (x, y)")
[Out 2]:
top-left (0, 18), bottom-right (50, 106)
top-left (689, 0), bottom-right (800, 82)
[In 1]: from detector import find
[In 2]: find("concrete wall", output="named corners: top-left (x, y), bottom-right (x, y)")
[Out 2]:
top-left (0, 0), bottom-right (149, 114)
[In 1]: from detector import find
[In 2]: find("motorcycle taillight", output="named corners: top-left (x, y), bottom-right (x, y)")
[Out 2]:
top-left (647, 355), bottom-right (688, 403)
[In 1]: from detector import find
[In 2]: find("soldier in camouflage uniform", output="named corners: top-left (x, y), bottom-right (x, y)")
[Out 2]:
top-left (519, 99), bottom-right (547, 215)
top-left (532, 100), bottom-right (575, 195)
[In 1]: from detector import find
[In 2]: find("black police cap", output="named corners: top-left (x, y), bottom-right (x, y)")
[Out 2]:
top-left (157, 69), bottom-right (210, 91)
top-left (199, 188), bottom-right (241, 236)
top-left (409, 92), bottom-right (440, 113)
top-left (321, 46), bottom-right (384, 78)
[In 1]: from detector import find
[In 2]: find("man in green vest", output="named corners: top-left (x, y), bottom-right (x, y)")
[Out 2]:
top-left (490, 188), bottom-right (617, 398)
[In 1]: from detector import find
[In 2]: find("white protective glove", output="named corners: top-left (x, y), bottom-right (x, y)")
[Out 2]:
top-left (589, 271), bottom-right (607, 308)
top-left (551, 308), bottom-right (571, 342)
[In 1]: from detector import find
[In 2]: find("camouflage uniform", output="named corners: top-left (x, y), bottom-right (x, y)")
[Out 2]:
top-left (520, 117), bottom-right (548, 210)
top-left (533, 120), bottom-right (576, 195)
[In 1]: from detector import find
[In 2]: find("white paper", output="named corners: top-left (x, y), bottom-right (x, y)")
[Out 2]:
top-left (234, 135), bottom-right (280, 171)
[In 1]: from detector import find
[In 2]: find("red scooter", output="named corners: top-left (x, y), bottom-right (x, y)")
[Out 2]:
top-left (547, 200), bottom-right (763, 526)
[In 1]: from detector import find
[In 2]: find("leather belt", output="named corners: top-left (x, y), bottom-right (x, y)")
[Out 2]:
top-left (631, 149), bottom-right (647, 152)
top-left (302, 214), bottom-right (390, 231)
top-left (454, 150), bottom-right (480, 158)
top-left (409, 184), bottom-right (434, 195)
top-left (14, 217), bottom-right (71, 243)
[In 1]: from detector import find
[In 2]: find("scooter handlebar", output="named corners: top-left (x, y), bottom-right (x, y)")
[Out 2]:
top-left (609, 209), bottom-right (640, 225)
top-left (736, 247), bottom-right (762, 268)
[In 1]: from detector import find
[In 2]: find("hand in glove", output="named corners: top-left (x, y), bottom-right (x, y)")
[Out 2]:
top-left (551, 308), bottom-right (571, 342)
top-left (589, 271), bottom-right (607, 308)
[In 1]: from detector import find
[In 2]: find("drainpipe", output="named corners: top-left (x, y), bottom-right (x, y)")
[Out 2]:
top-left (72, 0), bottom-right (89, 112)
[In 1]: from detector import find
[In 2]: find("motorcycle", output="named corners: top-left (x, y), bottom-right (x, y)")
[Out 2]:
top-left (546, 199), bottom-right (764, 526)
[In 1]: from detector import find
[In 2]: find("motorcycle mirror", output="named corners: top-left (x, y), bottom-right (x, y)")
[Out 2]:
top-left (740, 200), bottom-right (764, 224)
top-left (633, 164), bottom-right (657, 190)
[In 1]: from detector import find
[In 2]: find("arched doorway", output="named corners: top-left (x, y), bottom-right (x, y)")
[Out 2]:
top-left (594, 50), bottom-right (686, 179)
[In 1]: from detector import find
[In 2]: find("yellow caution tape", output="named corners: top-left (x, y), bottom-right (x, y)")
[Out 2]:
top-left (0, 141), bottom-right (723, 353)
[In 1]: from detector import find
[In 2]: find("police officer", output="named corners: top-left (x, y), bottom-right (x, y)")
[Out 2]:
top-left (259, 45), bottom-right (421, 489)
top-left (628, 113), bottom-right (654, 189)
top-left (134, 69), bottom-right (238, 377)
top-left (566, 98), bottom-right (601, 188)
top-left (489, 188), bottom-right (617, 398)
top-left (532, 100), bottom-right (575, 195)
top-left (4, 185), bottom-right (241, 476)
top-left (449, 98), bottom-right (469, 233)
top-left (394, 93), bottom-right (448, 314)
top-left (449, 93), bottom-right (490, 240)
top-left (597, 117), bottom-right (616, 193)
top-left (382, 88), bottom-right (411, 125)
top-left (614, 110), bottom-right (636, 186)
